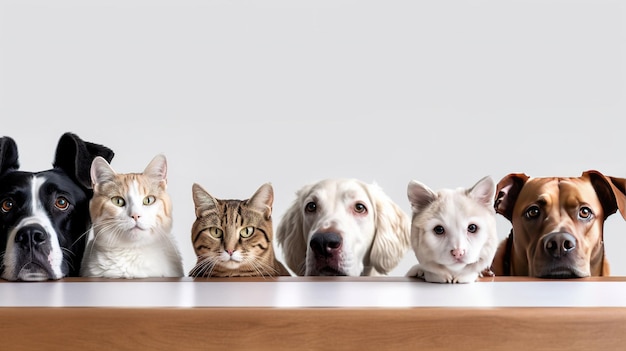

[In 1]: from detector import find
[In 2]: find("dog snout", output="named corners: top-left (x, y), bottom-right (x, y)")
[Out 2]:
top-left (310, 232), bottom-right (342, 258)
top-left (543, 232), bottom-right (577, 258)
top-left (451, 248), bottom-right (466, 259)
top-left (15, 224), bottom-right (49, 249)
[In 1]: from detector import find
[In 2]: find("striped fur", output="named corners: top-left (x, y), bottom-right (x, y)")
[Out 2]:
top-left (189, 183), bottom-right (291, 277)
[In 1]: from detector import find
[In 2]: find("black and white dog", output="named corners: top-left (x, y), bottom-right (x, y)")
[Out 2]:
top-left (0, 132), bottom-right (114, 281)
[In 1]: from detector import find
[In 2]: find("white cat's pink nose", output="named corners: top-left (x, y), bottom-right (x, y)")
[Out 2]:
top-left (131, 214), bottom-right (141, 220)
top-left (451, 249), bottom-right (466, 259)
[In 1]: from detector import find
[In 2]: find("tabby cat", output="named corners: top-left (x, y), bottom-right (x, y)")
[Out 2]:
top-left (189, 182), bottom-right (291, 277)
top-left (80, 154), bottom-right (184, 278)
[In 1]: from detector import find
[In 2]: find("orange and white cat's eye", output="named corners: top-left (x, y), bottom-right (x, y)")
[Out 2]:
top-left (240, 226), bottom-right (255, 238)
top-left (143, 195), bottom-right (156, 206)
top-left (208, 227), bottom-right (223, 238)
top-left (54, 197), bottom-right (70, 210)
top-left (111, 196), bottom-right (125, 207)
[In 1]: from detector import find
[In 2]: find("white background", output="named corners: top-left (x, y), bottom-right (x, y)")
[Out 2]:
top-left (1, 0), bottom-right (626, 276)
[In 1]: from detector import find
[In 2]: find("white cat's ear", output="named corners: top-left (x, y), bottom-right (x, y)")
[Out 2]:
top-left (192, 183), bottom-right (217, 217)
top-left (248, 183), bottom-right (274, 219)
top-left (90, 156), bottom-right (117, 186)
top-left (468, 176), bottom-right (496, 208)
top-left (144, 154), bottom-right (167, 182)
top-left (407, 180), bottom-right (437, 213)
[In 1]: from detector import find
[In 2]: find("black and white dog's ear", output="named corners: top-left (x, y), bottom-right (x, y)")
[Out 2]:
top-left (0, 136), bottom-right (20, 175)
top-left (53, 132), bottom-right (115, 190)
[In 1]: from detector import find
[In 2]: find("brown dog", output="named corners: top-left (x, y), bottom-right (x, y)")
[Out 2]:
top-left (491, 170), bottom-right (626, 278)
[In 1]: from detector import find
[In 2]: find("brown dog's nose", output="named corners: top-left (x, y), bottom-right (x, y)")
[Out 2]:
top-left (543, 232), bottom-right (576, 258)
top-left (310, 232), bottom-right (342, 258)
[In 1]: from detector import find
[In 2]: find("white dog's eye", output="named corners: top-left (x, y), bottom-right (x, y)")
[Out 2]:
top-left (354, 203), bottom-right (367, 214)
top-left (578, 207), bottom-right (593, 220)
top-left (305, 201), bottom-right (317, 213)
top-left (240, 226), bottom-right (255, 238)
top-left (433, 225), bottom-right (445, 235)
top-left (467, 224), bottom-right (478, 233)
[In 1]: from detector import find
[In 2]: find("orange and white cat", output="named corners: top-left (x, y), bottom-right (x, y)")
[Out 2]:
top-left (80, 154), bottom-right (184, 278)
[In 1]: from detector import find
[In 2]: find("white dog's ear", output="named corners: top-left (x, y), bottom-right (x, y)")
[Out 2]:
top-left (276, 188), bottom-right (309, 276)
top-left (367, 183), bottom-right (411, 275)
top-left (467, 176), bottom-right (496, 208)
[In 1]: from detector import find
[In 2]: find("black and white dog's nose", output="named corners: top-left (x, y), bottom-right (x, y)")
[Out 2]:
top-left (310, 232), bottom-right (342, 257)
top-left (15, 225), bottom-right (49, 248)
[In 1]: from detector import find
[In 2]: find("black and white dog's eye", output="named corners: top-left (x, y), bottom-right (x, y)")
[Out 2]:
top-left (1, 198), bottom-right (14, 213)
top-left (55, 197), bottom-right (70, 210)
top-left (305, 201), bottom-right (317, 213)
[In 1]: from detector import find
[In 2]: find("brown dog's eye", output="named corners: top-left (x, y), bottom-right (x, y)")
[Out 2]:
top-left (1, 198), bottom-right (14, 213)
top-left (525, 205), bottom-right (540, 219)
top-left (433, 225), bottom-right (445, 235)
top-left (578, 207), bottom-right (593, 220)
top-left (354, 203), bottom-right (367, 214)
top-left (55, 197), bottom-right (70, 210)
top-left (305, 202), bottom-right (317, 213)
top-left (467, 224), bottom-right (478, 233)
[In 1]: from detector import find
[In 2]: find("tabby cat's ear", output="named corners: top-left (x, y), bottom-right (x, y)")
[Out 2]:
top-left (143, 154), bottom-right (167, 184)
top-left (90, 156), bottom-right (117, 186)
top-left (192, 183), bottom-right (218, 217)
top-left (247, 183), bottom-right (274, 220)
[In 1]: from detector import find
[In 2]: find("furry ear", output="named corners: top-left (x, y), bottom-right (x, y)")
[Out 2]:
top-left (275, 185), bottom-right (311, 276)
top-left (407, 180), bottom-right (437, 214)
top-left (143, 154), bottom-right (167, 182)
top-left (247, 183), bottom-right (273, 220)
top-left (468, 176), bottom-right (496, 208)
top-left (0, 136), bottom-right (19, 175)
top-left (191, 183), bottom-right (219, 218)
top-left (90, 156), bottom-right (117, 186)
top-left (367, 182), bottom-right (411, 275)
top-left (53, 132), bottom-right (115, 190)
top-left (494, 173), bottom-right (529, 221)
top-left (584, 170), bottom-right (626, 220)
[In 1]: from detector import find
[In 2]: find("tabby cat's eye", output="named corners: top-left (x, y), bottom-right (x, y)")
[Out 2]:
top-left (111, 196), bottom-right (125, 207)
top-left (143, 195), bottom-right (156, 206)
top-left (208, 227), bottom-right (223, 238)
top-left (1, 198), bottom-right (14, 213)
top-left (55, 197), bottom-right (70, 210)
top-left (240, 226), bottom-right (255, 238)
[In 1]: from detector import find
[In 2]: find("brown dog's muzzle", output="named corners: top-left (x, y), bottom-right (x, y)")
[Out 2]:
top-left (537, 231), bottom-right (582, 278)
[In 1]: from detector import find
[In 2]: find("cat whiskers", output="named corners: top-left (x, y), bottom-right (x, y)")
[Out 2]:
top-left (188, 255), bottom-right (219, 278)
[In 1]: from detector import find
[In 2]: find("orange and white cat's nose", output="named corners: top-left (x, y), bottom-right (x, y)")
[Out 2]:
top-left (226, 249), bottom-right (234, 256)
top-left (451, 248), bottom-right (466, 259)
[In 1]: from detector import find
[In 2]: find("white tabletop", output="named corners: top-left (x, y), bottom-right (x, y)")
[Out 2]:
top-left (2, 278), bottom-right (626, 308)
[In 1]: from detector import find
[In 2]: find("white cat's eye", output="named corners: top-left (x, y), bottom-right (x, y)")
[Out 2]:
top-left (433, 225), bottom-right (445, 235)
top-left (54, 197), bottom-right (70, 211)
top-left (467, 224), bottom-right (478, 233)
top-left (111, 196), bottom-right (125, 207)
top-left (208, 227), bottom-right (223, 238)
top-left (240, 226), bottom-right (255, 238)
top-left (143, 195), bottom-right (156, 206)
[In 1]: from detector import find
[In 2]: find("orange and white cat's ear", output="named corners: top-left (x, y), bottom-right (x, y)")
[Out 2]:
top-left (143, 154), bottom-right (168, 184)
top-left (90, 156), bottom-right (117, 187)
top-left (191, 183), bottom-right (218, 218)
top-left (367, 182), bottom-right (411, 275)
top-left (247, 183), bottom-right (274, 219)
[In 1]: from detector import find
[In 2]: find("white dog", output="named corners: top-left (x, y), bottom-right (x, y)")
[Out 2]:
top-left (406, 176), bottom-right (498, 283)
top-left (276, 178), bottom-right (410, 276)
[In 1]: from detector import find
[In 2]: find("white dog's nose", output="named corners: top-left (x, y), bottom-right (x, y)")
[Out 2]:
top-left (451, 248), bottom-right (466, 259)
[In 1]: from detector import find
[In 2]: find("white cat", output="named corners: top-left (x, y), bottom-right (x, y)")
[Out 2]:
top-left (80, 154), bottom-right (184, 278)
top-left (406, 176), bottom-right (498, 283)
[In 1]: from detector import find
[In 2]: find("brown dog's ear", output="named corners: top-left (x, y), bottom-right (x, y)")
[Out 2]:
top-left (584, 170), bottom-right (626, 220)
top-left (494, 173), bottom-right (529, 221)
